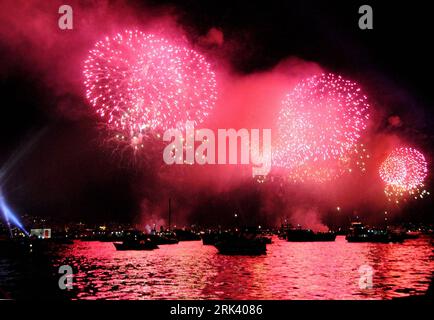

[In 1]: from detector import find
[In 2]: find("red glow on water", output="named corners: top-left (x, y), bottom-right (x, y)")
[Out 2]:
top-left (58, 238), bottom-right (433, 299)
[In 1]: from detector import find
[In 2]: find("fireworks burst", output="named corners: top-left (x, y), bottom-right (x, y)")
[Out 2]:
top-left (379, 147), bottom-right (429, 203)
top-left (273, 73), bottom-right (370, 182)
top-left (83, 30), bottom-right (217, 149)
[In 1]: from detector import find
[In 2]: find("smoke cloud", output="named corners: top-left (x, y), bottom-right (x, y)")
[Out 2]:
top-left (0, 0), bottom-right (431, 228)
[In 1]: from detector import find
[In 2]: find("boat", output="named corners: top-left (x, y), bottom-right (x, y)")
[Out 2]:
top-left (404, 231), bottom-right (421, 239)
top-left (150, 233), bottom-right (179, 245)
top-left (113, 230), bottom-right (158, 250)
top-left (201, 231), bottom-right (220, 245)
top-left (286, 227), bottom-right (336, 242)
top-left (113, 239), bottom-right (158, 251)
top-left (213, 229), bottom-right (267, 255)
top-left (174, 229), bottom-right (201, 241)
top-left (214, 236), bottom-right (267, 255)
top-left (345, 222), bottom-right (398, 243)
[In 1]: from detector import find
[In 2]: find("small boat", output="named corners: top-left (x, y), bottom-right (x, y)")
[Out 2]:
top-left (174, 229), bottom-right (201, 241)
top-left (150, 233), bottom-right (179, 245)
top-left (113, 239), bottom-right (158, 251)
top-left (215, 236), bottom-right (267, 255)
top-left (345, 232), bottom-right (390, 243)
top-left (201, 232), bottom-right (220, 245)
top-left (286, 227), bottom-right (336, 242)
top-left (214, 229), bottom-right (267, 255)
top-left (113, 230), bottom-right (158, 250)
top-left (404, 231), bottom-right (421, 239)
top-left (345, 222), bottom-right (398, 243)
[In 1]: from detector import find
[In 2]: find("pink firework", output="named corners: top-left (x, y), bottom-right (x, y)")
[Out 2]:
top-left (379, 147), bottom-right (429, 202)
top-left (83, 30), bottom-right (217, 147)
top-left (273, 73), bottom-right (370, 182)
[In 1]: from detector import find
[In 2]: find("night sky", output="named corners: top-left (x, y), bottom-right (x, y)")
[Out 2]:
top-left (0, 0), bottom-right (433, 226)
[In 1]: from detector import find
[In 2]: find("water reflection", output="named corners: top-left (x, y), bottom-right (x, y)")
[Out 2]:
top-left (51, 235), bottom-right (434, 300)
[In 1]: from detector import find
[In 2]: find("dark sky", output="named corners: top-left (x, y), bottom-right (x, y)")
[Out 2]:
top-left (0, 0), bottom-right (433, 226)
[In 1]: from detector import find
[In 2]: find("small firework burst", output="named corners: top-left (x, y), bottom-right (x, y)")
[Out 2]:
top-left (379, 147), bottom-right (429, 203)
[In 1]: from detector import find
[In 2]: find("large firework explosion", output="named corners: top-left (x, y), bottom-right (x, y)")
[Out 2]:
top-left (379, 147), bottom-right (429, 203)
top-left (273, 73), bottom-right (370, 182)
top-left (83, 30), bottom-right (217, 150)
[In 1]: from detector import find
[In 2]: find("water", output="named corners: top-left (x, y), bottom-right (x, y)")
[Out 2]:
top-left (1, 236), bottom-right (433, 299)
